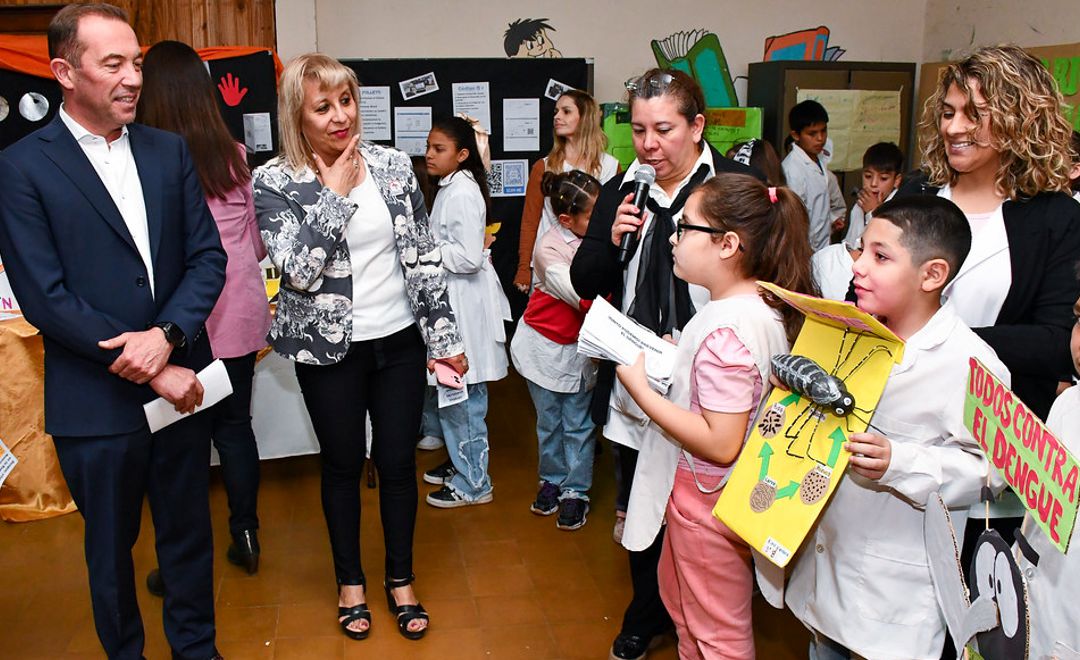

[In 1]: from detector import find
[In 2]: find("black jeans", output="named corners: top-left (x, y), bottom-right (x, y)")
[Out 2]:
top-left (294, 325), bottom-right (427, 585)
top-left (210, 352), bottom-right (260, 536)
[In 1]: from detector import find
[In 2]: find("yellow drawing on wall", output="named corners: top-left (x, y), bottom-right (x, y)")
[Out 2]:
top-left (713, 283), bottom-right (905, 567)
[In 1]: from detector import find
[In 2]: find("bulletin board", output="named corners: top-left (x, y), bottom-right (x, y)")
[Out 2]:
top-left (342, 58), bottom-right (592, 310)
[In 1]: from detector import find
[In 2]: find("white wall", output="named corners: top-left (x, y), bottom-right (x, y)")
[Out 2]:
top-left (275, 0), bottom-right (927, 106)
top-left (923, 0), bottom-right (1080, 61)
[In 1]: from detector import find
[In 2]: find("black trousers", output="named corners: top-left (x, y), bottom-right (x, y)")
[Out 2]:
top-left (618, 445), bottom-right (673, 638)
top-left (209, 352), bottom-right (260, 536)
top-left (294, 325), bottom-right (427, 585)
top-left (54, 413), bottom-right (216, 660)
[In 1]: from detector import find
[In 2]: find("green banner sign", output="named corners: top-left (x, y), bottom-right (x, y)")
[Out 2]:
top-left (964, 358), bottom-right (1079, 553)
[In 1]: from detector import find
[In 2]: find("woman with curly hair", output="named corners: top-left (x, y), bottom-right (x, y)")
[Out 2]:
top-left (902, 44), bottom-right (1080, 421)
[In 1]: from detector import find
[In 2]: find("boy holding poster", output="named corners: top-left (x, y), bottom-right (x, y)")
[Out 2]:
top-left (783, 196), bottom-right (1010, 660)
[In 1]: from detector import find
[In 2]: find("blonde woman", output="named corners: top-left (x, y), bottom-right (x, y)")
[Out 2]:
top-left (253, 53), bottom-right (465, 641)
top-left (514, 90), bottom-right (619, 291)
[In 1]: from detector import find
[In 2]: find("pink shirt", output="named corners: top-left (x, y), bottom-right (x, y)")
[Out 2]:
top-left (677, 328), bottom-right (762, 479)
top-left (204, 165), bottom-right (271, 358)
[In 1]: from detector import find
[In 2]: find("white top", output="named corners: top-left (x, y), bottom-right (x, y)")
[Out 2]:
top-left (782, 143), bottom-right (832, 251)
top-left (845, 188), bottom-right (897, 248)
top-left (622, 293), bottom-right (789, 552)
top-left (938, 185), bottom-right (1011, 328)
top-left (1016, 385), bottom-right (1080, 660)
top-left (811, 243), bottom-right (855, 302)
top-left (59, 105), bottom-right (154, 296)
top-left (529, 153), bottom-right (619, 286)
top-left (605, 146), bottom-right (716, 451)
top-left (345, 173), bottom-right (414, 340)
top-left (783, 302), bottom-right (1011, 660)
top-left (510, 225), bottom-right (596, 393)
top-left (428, 170), bottom-right (511, 384)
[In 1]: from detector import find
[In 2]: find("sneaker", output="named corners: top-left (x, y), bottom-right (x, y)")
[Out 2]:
top-left (529, 481), bottom-right (560, 516)
top-left (423, 459), bottom-right (456, 485)
top-left (417, 435), bottom-right (444, 451)
top-left (613, 511), bottom-right (626, 544)
top-left (556, 498), bottom-right (589, 531)
top-left (609, 633), bottom-right (650, 660)
top-left (426, 485), bottom-right (493, 508)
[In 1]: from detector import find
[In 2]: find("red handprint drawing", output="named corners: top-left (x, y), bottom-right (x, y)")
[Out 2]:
top-left (217, 73), bottom-right (248, 107)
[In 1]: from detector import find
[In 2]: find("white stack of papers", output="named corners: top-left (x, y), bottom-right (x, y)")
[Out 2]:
top-left (577, 297), bottom-right (676, 393)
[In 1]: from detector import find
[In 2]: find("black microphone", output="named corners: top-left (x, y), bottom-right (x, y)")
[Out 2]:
top-left (618, 165), bottom-right (656, 267)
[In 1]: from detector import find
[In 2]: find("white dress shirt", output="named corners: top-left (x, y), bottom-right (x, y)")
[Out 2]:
top-left (782, 143), bottom-right (832, 251)
top-left (59, 105), bottom-right (154, 297)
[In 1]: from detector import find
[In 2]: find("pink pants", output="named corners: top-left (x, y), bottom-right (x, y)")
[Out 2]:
top-left (658, 468), bottom-right (754, 659)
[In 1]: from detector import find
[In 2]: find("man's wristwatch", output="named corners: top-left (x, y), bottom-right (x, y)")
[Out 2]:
top-left (153, 321), bottom-right (187, 349)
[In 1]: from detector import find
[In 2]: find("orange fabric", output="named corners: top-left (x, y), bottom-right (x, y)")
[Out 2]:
top-left (515, 159), bottom-right (548, 287)
top-left (0, 35), bottom-right (282, 81)
top-left (0, 317), bottom-right (76, 522)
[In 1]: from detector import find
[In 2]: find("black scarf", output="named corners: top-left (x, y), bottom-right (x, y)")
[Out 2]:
top-left (628, 164), bottom-right (711, 335)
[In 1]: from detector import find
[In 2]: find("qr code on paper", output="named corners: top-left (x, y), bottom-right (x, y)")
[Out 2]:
top-left (489, 160), bottom-right (527, 197)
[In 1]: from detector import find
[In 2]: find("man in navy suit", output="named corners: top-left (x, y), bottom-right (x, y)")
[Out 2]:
top-left (0, 5), bottom-right (226, 658)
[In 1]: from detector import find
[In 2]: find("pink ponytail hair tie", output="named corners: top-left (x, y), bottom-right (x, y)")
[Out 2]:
top-left (768, 187), bottom-right (778, 204)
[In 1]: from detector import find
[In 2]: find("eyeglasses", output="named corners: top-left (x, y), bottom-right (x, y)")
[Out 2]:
top-left (625, 71), bottom-right (675, 96)
top-left (675, 222), bottom-right (744, 250)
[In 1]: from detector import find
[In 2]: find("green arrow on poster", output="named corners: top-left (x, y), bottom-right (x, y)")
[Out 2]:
top-left (780, 393), bottom-right (801, 407)
top-left (827, 427), bottom-right (845, 468)
top-left (776, 481), bottom-right (800, 499)
top-left (758, 443), bottom-right (773, 480)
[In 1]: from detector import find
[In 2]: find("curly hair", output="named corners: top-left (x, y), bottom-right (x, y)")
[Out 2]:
top-left (918, 44), bottom-right (1074, 199)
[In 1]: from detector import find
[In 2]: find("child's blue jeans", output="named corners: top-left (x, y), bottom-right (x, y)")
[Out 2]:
top-left (525, 378), bottom-right (596, 500)
top-left (437, 383), bottom-right (493, 501)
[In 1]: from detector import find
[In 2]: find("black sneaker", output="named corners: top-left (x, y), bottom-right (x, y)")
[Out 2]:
top-left (426, 485), bottom-right (493, 508)
top-left (529, 481), bottom-right (560, 516)
top-left (556, 498), bottom-right (589, 530)
top-left (609, 633), bottom-right (650, 660)
top-left (423, 459), bottom-right (456, 485)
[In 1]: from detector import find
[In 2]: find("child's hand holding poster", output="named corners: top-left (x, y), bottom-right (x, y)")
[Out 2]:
top-left (713, 283), bottom-right (905, 567)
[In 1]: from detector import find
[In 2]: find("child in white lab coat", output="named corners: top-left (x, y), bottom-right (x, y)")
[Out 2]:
top-left (421, 116), bottom-right (511, 508)
top-left (782, 100), bottom-right (834, 250)
top-left (783, 196), bottom-right (1010, 660)
top-left (616, 174), bottom-right (817, 658)
top-left (844, 142), bottom-right (904, 249)
top-left (510, 170), bottom-right (602, 530)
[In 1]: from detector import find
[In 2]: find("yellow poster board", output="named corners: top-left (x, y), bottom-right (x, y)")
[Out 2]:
top-left (713, 283), bottom-right (905, 567)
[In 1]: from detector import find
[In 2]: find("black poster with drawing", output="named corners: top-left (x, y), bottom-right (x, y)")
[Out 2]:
top-left (0, 68), bottom-right (63, 150)
top-left (343, 58), bottom-right (592, 316)
top-left (206, 51), bottom-right (279, 169)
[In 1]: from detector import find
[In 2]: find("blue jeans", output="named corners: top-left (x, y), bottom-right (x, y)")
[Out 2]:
top-left (809, 633), bottom-right (862, 660)
top-left (419, 386), bottom-right (442, 439)
top-left (526, 379), bottom-right (596, 500)
top-left (437, 383), bottom-right (493, 500)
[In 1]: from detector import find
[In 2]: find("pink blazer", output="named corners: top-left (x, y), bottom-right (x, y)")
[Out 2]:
top-left (204, 161), bottom-right (271, 359)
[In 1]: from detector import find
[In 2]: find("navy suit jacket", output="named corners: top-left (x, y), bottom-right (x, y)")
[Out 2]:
top-left (0, 116), bottom-right (226, 437)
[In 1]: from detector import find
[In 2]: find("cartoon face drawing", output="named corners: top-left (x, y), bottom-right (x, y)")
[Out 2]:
top-left (968, 530), bottom-right (1029, 660)
top-left (503, 18), bottom-right (563, 59)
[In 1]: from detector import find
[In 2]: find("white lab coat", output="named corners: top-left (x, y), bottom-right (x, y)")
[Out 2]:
top-left (621, 294), bottom-right (789, 552)
top-left (783, 143), bottom-right (832, 251)
top-left (811, 243), bottom-right (855, 302)
top-left (1015, 385), bottom-right (1080, 660)
top-left (783, 302), bottom-right (1010, 660)
top-left (428, 170), bottom-right (511, 384)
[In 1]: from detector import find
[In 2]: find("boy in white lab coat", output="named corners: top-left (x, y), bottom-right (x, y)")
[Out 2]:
top-left (782, 100), bottom-right (835, 250)
top-left (783, 196), bottom-right (1010, 660)
top-left (844, 142), bottom-right (904, 249)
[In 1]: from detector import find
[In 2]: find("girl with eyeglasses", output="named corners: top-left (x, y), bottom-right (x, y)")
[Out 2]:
top-left (615, 174), bottom-right (816, 658)
top-left (510, 170), bottom-right (602, 530)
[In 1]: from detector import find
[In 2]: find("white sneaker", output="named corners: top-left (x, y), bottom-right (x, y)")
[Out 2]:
top-left (417, 435), bottom-right (444, 451)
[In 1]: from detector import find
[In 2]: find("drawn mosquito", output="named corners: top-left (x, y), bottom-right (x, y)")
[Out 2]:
top-left (770, 328), bottom-right (893, 465)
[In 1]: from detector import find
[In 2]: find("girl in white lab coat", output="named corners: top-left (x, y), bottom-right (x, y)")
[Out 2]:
top-left (615, 174), bottom-right (816, 658)
top-left (422, 116), bottom-right (511, 508)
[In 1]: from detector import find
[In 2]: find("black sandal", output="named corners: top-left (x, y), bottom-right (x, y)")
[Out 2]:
top-left (337, 583), bottom-right (371, 641)
top-left (384, 574), bottom-right (429, 640)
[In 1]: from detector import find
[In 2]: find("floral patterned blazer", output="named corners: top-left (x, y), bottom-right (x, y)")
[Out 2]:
top-left (253, 141), bottom-right (463, 365)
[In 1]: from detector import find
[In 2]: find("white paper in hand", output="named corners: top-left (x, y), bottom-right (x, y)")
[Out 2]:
top-left (577, 297), bottom-right (676, 392)
top-left (143, 360), bottom-right (233, 433)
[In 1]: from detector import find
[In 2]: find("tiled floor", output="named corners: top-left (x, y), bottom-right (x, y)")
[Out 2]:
top-left (1, 371), bottom-right (809, 659)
